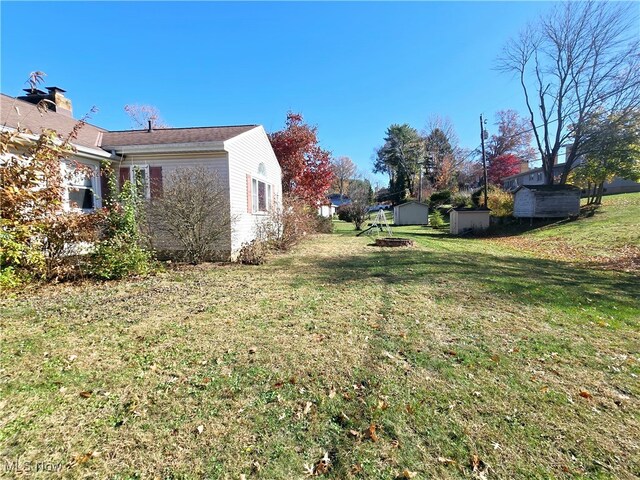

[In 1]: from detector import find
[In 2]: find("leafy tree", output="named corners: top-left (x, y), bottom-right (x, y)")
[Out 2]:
top-left (487, 153), bottom-right (521, 185)
top-left (570, 110), bottom-right (640, 204)
top-left (331, 156), bottom-right (357, 197)
top-left (498, 1), bottom-right (640, 185)
top-left (486, 110), bottom-right (536, 165)
top-left (268, 112), bottom-right (334, 206)
top-left (374, 124), bottom-right (424, 203)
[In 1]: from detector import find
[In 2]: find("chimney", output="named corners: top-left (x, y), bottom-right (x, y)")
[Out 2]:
top-left (17, 86), bottom-right (73, 117)
top-left (148, 120), bottom-right (152, 132)
top-left (519, 161), bottom-right (529, 173)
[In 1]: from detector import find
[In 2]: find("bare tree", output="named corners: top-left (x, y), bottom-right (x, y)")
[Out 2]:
top-left (486, 110), bottom-right (537, 165)
top-left (498, 1), bottom-right (640, 184)
top-left (331, 156), bottom-right (357, 197)
top-left (124, 104), bottom-right (170, 129)
top-left (147, 167), bottom-right (233, 263)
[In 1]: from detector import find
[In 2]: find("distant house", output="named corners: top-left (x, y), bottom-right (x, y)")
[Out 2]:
top-left (327, 193), bottom-right (352, 208)
top-left (502, 160), bottom-right (640, 195)
top-left (317, 198), bottom-right (338, 217)
top-left (1, 88), bottom-right (282, 260)
top-left (393, 201), bottom-right (429, 225)
top-left (513, 185), bottom-right (581, 218)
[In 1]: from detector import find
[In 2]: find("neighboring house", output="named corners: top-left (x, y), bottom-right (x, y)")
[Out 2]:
top-left (327, 193), bottom-right (352, 208)
top-left (1, 89), bottom-right (282, 260)
top-left (502, 161), bottom-right (640, 195)
top-left (393, 201), bottom-right (429, 225)
top-left (317, 198), bottom-right (337, 217)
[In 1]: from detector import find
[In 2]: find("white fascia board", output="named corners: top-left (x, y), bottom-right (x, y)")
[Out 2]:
top-left (105, 141), bottom-right (226, 155)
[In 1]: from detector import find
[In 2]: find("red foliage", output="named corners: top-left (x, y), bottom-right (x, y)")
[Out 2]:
top-left (488, 153), bottom-right (522, 185)
top-left (268, 112), bottom-right (334, 206)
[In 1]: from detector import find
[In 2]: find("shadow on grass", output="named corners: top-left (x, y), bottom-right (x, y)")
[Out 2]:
top-left (288, 247), bottom-right (639, 321)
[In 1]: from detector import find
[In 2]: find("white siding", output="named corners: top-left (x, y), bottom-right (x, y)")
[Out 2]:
top-left (118, 152), bottom-right (232, 255)
top-left (513, 189), bottom-right (535, 217)
top-left (225, 126), bottom-right (283, 256)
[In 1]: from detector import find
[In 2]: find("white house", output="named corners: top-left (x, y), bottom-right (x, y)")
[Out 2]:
top-left (1, 88), bottom-right (282, 261)
top-left (393, 201), bottom-right (429, 225)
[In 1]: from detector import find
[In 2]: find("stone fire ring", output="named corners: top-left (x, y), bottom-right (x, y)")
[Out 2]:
top-left (374, 237), bottom-right (415, 247)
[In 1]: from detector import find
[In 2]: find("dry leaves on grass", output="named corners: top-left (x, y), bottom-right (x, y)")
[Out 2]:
top-left (579, 390), bottom-right (593, 399)
top-left (304, 452), bottom-right (331, 476)
top-left (366, 423), bottom-right (379, 442)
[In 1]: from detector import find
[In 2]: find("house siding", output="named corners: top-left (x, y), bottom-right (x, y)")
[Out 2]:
top-left (117, 152), bottom-right (232, 257)
top-left (225, 126), bottom-right (283, 257)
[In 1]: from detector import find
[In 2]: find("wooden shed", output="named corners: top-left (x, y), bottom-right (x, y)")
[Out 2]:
top-left (513, 185), bottom-right (581, 218)
top-left (393, 201), bottom-right (430, 225)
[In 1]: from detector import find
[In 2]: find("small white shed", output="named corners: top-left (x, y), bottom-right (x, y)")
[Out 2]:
top-left (513, 185), bottom-right (581, 218)
top-left (450, 208), bottom-right (491, 234)
top-left (393, 201), bottom-right (430, 225)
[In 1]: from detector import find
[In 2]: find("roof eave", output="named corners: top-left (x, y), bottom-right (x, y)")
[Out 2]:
top-left (101, 141), bottom-right (227, 155)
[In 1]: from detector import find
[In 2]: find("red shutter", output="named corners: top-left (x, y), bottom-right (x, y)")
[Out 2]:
top-left (149, 166), bottom-right (163, 199)
top-left (118, 167), bottom-right (130, 192)
top-left (246, 174), bottom-right (252, 213)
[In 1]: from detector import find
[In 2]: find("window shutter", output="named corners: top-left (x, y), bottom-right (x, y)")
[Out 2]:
top-left (118, 167), bottom-right (130, 192)
top-left (246, 174), bottom-right (252, 213)
top-left (149, 166), bottom-right (163, 199)
top-left (100, 165), bottom-right (111, 206)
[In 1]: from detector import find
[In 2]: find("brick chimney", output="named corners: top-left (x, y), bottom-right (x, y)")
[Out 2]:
top-left (519, 160), bottom-right (529, 173)
top-left (17, 86), bottom-right (73, 117)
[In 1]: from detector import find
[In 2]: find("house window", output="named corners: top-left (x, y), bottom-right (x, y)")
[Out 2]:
top-left (258, 162), bottom-right (267, 176)
top-left (251, 178), bottom-right (272, 213)
top-left (130, 165), bottom-right (150, 199)
top-left (529, 173), bottom-right (534, 181)
top-left (537, 172), bottom-right (542, 181)
top-left (66, 164), bottom-right (97, 211)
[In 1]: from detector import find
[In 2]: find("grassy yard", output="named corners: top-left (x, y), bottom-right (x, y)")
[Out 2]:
top-left (1, 194), bottom-right (639, 479)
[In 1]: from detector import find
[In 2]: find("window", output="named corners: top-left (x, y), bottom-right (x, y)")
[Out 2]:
top-left (251, 178), bottom-right (272, 213)
top-left (65, 164), bottom-right (97, 211)
top-left (537, 172), bottom-right (543, 181)
top-left (130, 165), bottom-right (150, 199)
top-left (258, 162), bottom-right (267, 176)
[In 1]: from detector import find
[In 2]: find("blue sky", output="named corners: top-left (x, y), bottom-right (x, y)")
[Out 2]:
top-left (1, 1), bottom-right (554, 186)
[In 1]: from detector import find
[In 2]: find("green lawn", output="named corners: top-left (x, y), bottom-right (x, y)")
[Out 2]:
top-left (1, 194), bottom-right (639, 479)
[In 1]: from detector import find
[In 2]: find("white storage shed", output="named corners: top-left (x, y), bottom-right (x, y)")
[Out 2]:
top-left (393, 201), bottom-right (430, 225)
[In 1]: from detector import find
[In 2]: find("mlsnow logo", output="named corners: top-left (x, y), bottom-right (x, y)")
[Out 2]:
top-left (3, 455), bottom-right (63, 473)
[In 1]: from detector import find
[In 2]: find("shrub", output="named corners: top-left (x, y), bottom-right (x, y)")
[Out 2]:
top-left (90, 233), bottom-right (153, 280)
top-left (430, 190), bottom-right (451, 207)
top-left (237, 240), bottom-right (268, 265)
top-left (487, 189), bottom-right (514, 217)
top-left (430, 210), bottom-right (445, 228)
top-left (451, 190), bottom-right (473, 208)
top-left (473, 185), bottom-right (514, 217)
top-left (315, 215), bottom-right (334, 234)
top-left (256, 195), bottom-right (317, 252)
top-left (147, 167), bottom-right (233, 263)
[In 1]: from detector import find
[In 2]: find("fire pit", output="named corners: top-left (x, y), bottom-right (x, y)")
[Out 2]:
top-left (374, 237), bottom-right (415, 247)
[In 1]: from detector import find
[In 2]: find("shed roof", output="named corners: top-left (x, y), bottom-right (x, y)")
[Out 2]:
top-left (395, 201), bottom-right (429, 208)
top-left (514, 184), bottom-right (581, 193)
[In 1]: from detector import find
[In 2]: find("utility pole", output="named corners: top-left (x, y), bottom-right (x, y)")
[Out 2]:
top-left (480, 114), bottom-right (488, 208)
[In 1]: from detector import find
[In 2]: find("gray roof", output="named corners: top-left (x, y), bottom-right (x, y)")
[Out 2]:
top-left (1, 94), bottom-right (105, 148)
top-left (101, 125), bottom-right (257, 148)
top-left (514, 184), bottom-right (581, 192)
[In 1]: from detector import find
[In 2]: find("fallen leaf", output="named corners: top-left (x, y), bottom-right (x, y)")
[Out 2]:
top-left (491, 354), bottom-right (500, 362)
top-left (579, 390), bottom-right (593, 399)
top-left (377, 399), bottom-right (389, 410)
top-left (303, 401), bottom-right (312, 415)
top-left (328, 387), bottom-right (336, 399)
top-left (437, 456), bottom-right (456, 465)
top-left (240, 475), bottom-right (247, 480)
top-left (349, 429), bottom-right (360, 438)
top-left (68, 354), bottom-right (77, 362)
top-left (401, 469), bottom-right (418, 478)
top-left (248, 346), bottom-right (257, 354)
top-left (79, 391), bottom-right (92, 398)
top-left (196, 425), bottom-right (204, 434)
top-left (315, 452), bottom-right (331, 474)
top-left (350, 463), bottom-right (363, 474)
top-left (366, 423), bottom-right (379, 442)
